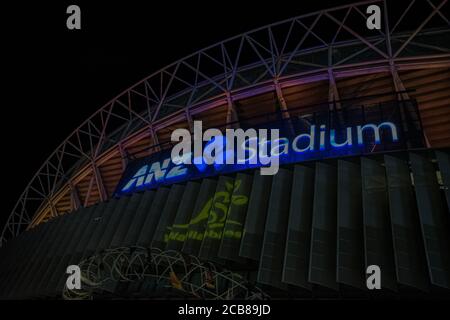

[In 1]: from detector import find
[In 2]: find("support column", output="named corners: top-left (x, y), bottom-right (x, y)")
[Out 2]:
top-left (118, 142), bottom-right (128, 172)
top-left (274, 78), bottom-right (295, 135)
top-left (328, 68), bottom-right (341, 106)
top-left (274, 78), bottom-right (290, 120)
top-left (48, 199), bottom-right (58, 218)
top-left (225, 92), bottom-right (239, 129)
top-left (382, 0), bottom-right (430, 148)
top-left (69, 183), bottom-right (82, 211)
top-left (92, 161), bottom-right (108, 202)
top-left (185, 108), bottom-right (194, 134)
top-left (328, 47), bottom-right (341, 110)
top-left (149, 125), bottom-right (161, 152)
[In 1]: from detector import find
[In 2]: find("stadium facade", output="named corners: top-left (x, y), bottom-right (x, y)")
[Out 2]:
top-left (1, 0), bottom-right (449, 299)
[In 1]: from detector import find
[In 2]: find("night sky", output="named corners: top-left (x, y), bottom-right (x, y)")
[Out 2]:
top-left (1, 0), bottom-right (378, 225)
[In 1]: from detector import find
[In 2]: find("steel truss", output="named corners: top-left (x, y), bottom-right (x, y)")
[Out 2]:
top-left (2, 0), bottom-right (449, 246)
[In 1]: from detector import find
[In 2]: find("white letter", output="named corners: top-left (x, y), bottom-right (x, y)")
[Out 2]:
top-left (366, 5), bottom-right (381, 30)
top-left (271, 137), bottom-right (289, 156)
top-left (366, 265), bottom-right (381, 289)
top-left (203, 129), bottom-right (224, 165)
top-left (226, 128), bottom-right (258, 164)
top-left (193, 121), bottom-right (204, 165)
top-left (121, 165), bottom-right (148, 192)
top-left (330, 127), bottom-right (353, 148)
top-left (66, 265), bottom-right (81, 290)
top-left (144, 159), bottom-right (171, 184)
top-left (260, 129), bottom-right (279, 175)
top-left (357, 122), bottom-right (398, 145)
top-left (66, 5), bottom-right (81, 30)
top-left (293, 125), bottom-right (316, 152)
top-left (171, 128), bottom-right (192, 164)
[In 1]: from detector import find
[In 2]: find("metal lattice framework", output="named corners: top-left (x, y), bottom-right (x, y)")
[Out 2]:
top-left (62, 247), bottom-right (268, 300)
top-left (2, 0), bottom-right (449, 246)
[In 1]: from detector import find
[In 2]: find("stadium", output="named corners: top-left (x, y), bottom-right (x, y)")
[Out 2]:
top-left (0, 0), bottom-right (449, 299)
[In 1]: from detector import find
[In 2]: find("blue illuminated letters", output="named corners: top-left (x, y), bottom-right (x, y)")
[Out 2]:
top-left (119, 120), bottom-right (399, 194)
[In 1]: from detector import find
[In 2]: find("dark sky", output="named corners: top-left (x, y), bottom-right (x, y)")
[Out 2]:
top-left (4, 0), bottom-right (406, 224)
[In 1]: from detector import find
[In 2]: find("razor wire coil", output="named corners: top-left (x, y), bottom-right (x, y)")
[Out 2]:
top-left (63, 246), bottom-right (269, 300)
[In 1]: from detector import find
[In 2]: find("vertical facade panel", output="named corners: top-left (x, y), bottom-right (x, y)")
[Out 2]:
top-left (410, 152), bottom-right (450, 289)
top-left (9, 222), bottom-right (49, 298)
top-left (66, 205), bottom-right (99, 256)
top-left (218, 173), bottom-right (253, 263)
top-left (75, 203), bottom-right (108, 256)
top-left (258, 168), bottom-right (292, 289)
top-left (110, 192), bottom-right (144, 248)
top-left (16, 219), bottom-right (59, 297)
top-left (282, 165), bottom-right (314, 289)
top-left (166, 181), bottom-right (200, 251)
top-left (41, 210), bottom-right (82, 296)
top-left (199, 176), bottom-right (234, 261)
top-left (136, 187), bottom-right (170, 247)
top-left (435, 150), bottom-right (450, 212)
top-left (337, 160), bottom-right (364, 289)
top-left (97, 196), bottom-right (131, 251)
top-left (152, 185), bottom-right (185, 249)
top-left (3, 149), bottom-right (450, 299)
top-left (20, 217), bottom-right (66, 297)
top-left (83, 199), bottom-right (119, 255)
top-left (384, 155), bottom-right (429, 291)
top-left (31, 212), bottom-right (78, 297)
top-left (239, 173), bottom-right (272, 260)
top-left (14, 226), bottom-right (51, 296)
top-left (46, 205), bottom-right (99, 296)
top-left (183, 179), bottom-right (218, 256)
top-left (123, 191), bottom-right (156, 247)
top-left (361, 157), bottom-right (397, 291)
top-left (40, 206), bottom-right (93, 298)
top-left (96, 195), bottom-right (135, 294)
top-left (308, 162), bottom-right (338, 290)
top-left (52, 202), bottom-right (109, 295)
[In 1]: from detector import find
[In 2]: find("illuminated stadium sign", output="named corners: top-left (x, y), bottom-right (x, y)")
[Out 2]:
top-left (116, 117), bottom-right (402, 196)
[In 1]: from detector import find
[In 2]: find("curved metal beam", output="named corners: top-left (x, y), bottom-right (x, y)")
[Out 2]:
top-left (2, 0), bottom-right (449, 246)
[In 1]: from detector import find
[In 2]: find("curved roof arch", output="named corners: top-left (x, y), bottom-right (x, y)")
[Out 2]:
top-left (2, 0), bottom-right (449, 246)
